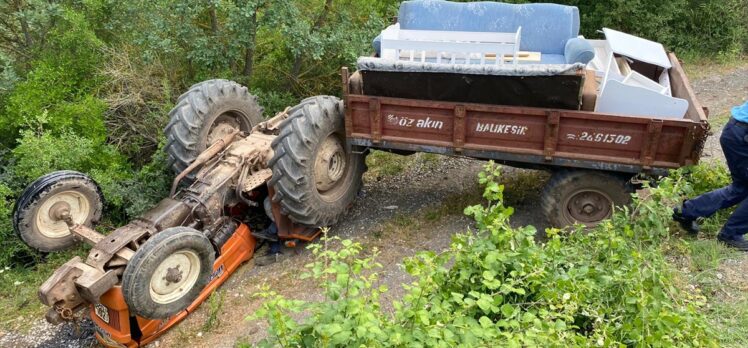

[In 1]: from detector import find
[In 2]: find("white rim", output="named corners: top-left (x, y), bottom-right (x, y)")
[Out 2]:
top-left (35, 191), bottom-right (91, 239)
top-left (149, 250), bottom-right (202, 305)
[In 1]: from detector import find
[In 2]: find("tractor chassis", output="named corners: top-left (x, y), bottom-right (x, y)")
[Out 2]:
top-left (38, 110), bottom-right (321, 326)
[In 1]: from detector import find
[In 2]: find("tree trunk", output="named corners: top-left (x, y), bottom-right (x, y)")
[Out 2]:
top-left (19, 16), bottom-right (32, 48)
top-left (242, 3), bottom-right (259, 82)
top-left (287, 0), bottom-right (333, 90)
top-left (8, 0), bottom-right (32, 49)
top-left (209, 3), bottom-right (219, 35)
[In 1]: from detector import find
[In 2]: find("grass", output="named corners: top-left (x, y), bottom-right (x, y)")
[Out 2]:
top-left (369, 182), bottom-right (483, 244)
top-left (669, 226), bottom-right (748, 347)
top-left (707, 298), bottom-right (748, 348)
top-left (0, 247), bottom-right (88, 331)
top-left (203, 289), bottom-right (226, 332)
top-left (364, 150), bottom-right (442, 181)
top-left (708, 111), bottom-right (733, 129)
top-left (681, 53), bottom-right (748, 81)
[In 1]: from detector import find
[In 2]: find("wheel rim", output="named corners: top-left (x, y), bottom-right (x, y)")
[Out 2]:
top-left (314, 134), bottom-right (348, 199)
top-left (149, 250), bottom-right (202, 305)
top-left (206, 112), bottom-right (250, 146)
top-left (563, 189), bottom-right (613, 225)
top-left (35, 191), bottom-right (91, 238)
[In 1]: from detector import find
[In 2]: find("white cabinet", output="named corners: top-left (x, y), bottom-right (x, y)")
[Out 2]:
top-left (380, 23), bottom-right (522, 65)
top-left (591, 28), bottom-right (688, 119)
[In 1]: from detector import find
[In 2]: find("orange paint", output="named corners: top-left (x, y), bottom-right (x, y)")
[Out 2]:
top-left (91, 224), bottom-right (257, 348)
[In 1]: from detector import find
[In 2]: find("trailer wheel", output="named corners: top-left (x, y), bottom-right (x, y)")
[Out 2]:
top-left (13, 171), bottom-right (103, 252)
top-left (122, 227), bottom-right (215, 319)
top-left (164, 79), bottom-right (263, 182)
top-left (541, 170), bottom-right (631, 228)
top-left (269, 96), bottom-right (365, 227)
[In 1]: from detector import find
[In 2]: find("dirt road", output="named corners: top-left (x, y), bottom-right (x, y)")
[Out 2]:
top-left (1, 61), bottom-right (746, 348)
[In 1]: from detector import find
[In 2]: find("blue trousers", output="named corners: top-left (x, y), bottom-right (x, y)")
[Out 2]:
top-left (682, 118), bottom-right (748, 239)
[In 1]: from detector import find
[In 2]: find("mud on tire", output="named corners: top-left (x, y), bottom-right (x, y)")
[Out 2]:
top-left (13, 171), bottom-right (103, 252)
top-left (541, 169), bottom-right (632, 228)
top-left (268, 96), bottom-right (365, 227)
top-left (121, 227), bottom-right (215, 319)
top-left (164, 79), bottom-right (263, 181)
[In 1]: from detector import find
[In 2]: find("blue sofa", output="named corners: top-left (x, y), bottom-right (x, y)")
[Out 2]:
top-left (373, 0), bottom-right (594, 65)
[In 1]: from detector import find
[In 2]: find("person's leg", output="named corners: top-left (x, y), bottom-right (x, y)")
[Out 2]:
top-left (680, 121), bottom-right (748, 221)
top-left (720, 193), bottom-right (748, 241)
top-left (681, 183), bottom-right (748, 220)
top-left (714, 120), bottom-right (748, 249)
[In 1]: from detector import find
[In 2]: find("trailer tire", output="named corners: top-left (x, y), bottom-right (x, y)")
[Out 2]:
top-left (268, 96), bottom-right (365, 227)
top-left (122, 227), bottom-right (215, 319)
top-left (164, 79), bottom-right (263, 182)
top-left (541, 170), bottom-right (631, 228)
top-left (13, 171), bottom-right (103, 252)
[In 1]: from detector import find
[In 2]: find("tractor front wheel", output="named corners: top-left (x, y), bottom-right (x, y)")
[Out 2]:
top-left (121, 227), bottom-right (215, 319)
top-left (13, 171), bottom-right (104, 252)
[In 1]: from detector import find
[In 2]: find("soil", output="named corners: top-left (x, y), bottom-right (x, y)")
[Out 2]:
top-left (0, 62), bottom-right (746, 348)
top-left (692, 63), bottom-right (748, 164)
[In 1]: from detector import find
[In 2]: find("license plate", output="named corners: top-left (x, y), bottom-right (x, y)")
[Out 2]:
top-left (94, 303), bottom-right (110, 324)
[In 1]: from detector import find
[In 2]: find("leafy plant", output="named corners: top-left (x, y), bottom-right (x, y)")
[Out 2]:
top-left (249, 163), bottom-right (718, 347)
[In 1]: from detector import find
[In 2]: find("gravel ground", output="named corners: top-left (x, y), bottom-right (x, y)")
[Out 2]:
top-left (1, 63), bottom-right (745, 348)
top-left (0, 317), bottom-right (97, 348)
top-left (691, 64), bottom-right (748, 164)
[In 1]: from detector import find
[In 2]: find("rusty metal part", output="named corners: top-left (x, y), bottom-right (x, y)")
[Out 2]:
top-left (73, 224), bottom-right (135, 262)
top-left (37, 109), bottom-right (305, 324)
top-left (170, 129), bottom-right (239, 197)
top-left (85, 223), bottom-right (150, 270)
top-left (564, 189), bottom-right (613, 224)
top-left (207, 115), bottom-right (242, 146)
top-left (348, 70), bottom-right (363, 95)
top-left (242, 168), bottom-right (272, 192)
top-left (163, 266), bottom-right (183, 284)
top-left (138, 198), bottom-right (193, 231)
top-left (251, 107), bottom-right (291, 134)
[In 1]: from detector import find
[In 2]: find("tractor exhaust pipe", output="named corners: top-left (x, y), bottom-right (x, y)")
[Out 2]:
top-left (170, 130), bottom-right (239, 197)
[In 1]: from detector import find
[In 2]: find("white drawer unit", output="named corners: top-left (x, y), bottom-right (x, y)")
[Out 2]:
top-left (380, 23), bottom-right (522, 65)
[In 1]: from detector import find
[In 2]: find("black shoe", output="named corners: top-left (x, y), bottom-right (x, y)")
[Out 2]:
top-left (254, 252), bottom-right (286, 266)
top-left (717, 234), bottom-right (748, 251)
top-left (673, 207), bottom-right (699, 235)
top-left (251, 228), bottom-right (279, 242)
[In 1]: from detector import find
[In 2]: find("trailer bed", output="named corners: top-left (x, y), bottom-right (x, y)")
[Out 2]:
top-left (344, 53), bottom-right (708, 175)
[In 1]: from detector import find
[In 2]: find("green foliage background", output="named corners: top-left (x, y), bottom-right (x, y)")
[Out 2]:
top-left (0, 0), bottom-right (745, 272)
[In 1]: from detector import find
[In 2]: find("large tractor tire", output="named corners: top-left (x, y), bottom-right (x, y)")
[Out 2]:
top-left (268, 96), bottom-right (365, 227)
top-left (541, 170), bottom-right (632, 228)
top-left (121, 226), bottom-right (215, 319)
top-left (164, 79), bottom-right (263, 181)
top-left (13, 171), bottom-right (104, 252)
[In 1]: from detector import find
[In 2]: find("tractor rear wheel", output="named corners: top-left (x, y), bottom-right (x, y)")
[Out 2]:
top-left (13, 171), bottom-right (103, 252)
top-left (541, 170), bottom-right (632, 228)
top-left (268, 96), bottom-right (365, 227)
top-left (121, 226), bottom-right (215, 319)
top-left (164, 79), bottom-right (263, 182)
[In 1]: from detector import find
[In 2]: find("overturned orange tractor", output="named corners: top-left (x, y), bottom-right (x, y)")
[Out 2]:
top-left (13, 81), bottom-right (365, 347)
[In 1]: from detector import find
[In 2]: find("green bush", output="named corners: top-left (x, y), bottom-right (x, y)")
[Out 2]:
top-left (0, 128), bottom-right (171, 266)
top-left (0, 181), bottom-right (35, 267)
top-left (500, 0), bottom-right (747, 56)
top-left (250, 163), bottom-right (717, 347)
top-left (11, 128), bottom-right (127, 183)
top-left (0, 8), bottom-right (106, 146)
